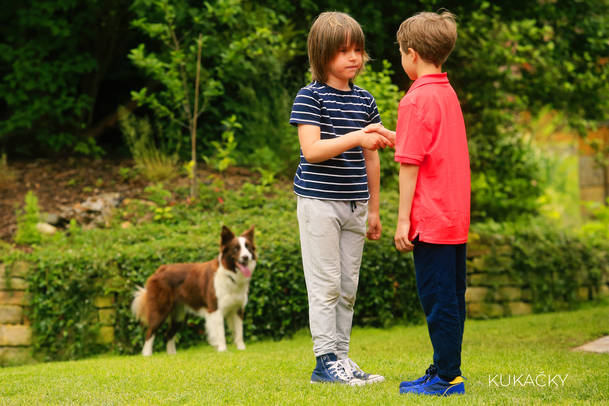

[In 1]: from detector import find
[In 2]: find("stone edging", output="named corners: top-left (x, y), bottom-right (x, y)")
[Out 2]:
top-left (0, 262), bottom-right (33, 367)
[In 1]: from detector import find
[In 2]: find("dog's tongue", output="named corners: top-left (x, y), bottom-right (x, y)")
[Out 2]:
top-left (236, 262), bottom-right (251, 278)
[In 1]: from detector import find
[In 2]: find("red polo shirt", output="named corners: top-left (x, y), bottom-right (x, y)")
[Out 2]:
top-left (394, 73), bottom-right (471, 244)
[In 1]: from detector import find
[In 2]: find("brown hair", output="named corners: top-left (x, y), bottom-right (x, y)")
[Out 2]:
top-left (307, 12), bottom-right (369, 84)
top-left (397, 10), bottom-right (458, 67)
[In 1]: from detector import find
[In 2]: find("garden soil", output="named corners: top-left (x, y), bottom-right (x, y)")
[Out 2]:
top-left (0, 159), bottom-right (257, 248)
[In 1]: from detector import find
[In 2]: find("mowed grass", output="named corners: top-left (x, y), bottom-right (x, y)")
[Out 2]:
top-left (1, 304), bottom-right (608, 405)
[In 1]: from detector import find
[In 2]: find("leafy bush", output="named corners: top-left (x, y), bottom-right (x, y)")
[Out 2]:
top-left (355, 60), bottom-right (403, 189)
top-left (128, 0), bottom-right (298, 164)
top-left (14, 191), bottom-right (42, 245)
top-left (118, 108), bottom-right (179, 182)
top-left (16, 186), bottom-right (418, 361)
top-left (202, 115), bottom-right (241, 172)
top-left (472, 218), bottom-right (609, 313)
top-left (580, 198), bottom-right (609, 241)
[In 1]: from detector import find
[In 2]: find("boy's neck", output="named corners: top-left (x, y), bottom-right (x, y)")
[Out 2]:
top-left (414, 63), bottom-right (442, 81)
top-left (325, 76), bottom-right (351, 91)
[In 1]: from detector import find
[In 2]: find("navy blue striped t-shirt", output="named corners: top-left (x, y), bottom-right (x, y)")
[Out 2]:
top-left (289, 81), bottom-right (382, 201)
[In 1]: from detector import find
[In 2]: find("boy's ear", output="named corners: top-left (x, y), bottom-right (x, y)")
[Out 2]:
top-left (408, 47), bottom-right (418, 61)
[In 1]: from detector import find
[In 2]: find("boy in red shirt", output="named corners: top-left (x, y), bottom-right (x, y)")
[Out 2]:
top-left (367, 10), bottom-right (470, 396)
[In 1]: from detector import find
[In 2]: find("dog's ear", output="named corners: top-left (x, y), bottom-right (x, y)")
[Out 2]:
top-left (221, 225), bottom-right (235, 247)
top-left (242, 224), bottom-right (255, 243)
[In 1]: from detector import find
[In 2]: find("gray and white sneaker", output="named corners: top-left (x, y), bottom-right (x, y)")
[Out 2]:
top-left (342, 358), bottom-right (385, 384)
top-left (310, 354), bottom-right (366, 386)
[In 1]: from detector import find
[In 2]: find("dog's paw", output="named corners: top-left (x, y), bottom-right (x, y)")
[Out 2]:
top-left (236, 342), bottom-right (246, 351)
top-left (217, 345), bottom-right (228, 352)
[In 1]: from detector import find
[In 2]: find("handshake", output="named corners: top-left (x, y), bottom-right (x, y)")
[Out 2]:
top-left (360, 124), bottom-right (396, 151)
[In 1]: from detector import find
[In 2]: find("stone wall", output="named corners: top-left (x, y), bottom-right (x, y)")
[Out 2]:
top-left (0, 261), bottom-right (33, 367)
top-left (94, 295), bottom-right (116, 345)
top-left (0, 261), bottom-right (118, 367)
top-left (464, 243), bottom-right (609, 319)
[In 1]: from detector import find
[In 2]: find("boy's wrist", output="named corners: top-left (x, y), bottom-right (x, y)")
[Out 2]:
top-left (353, 129), bottom-right (364, 146)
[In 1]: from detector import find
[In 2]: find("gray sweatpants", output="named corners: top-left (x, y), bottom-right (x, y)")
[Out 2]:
top-left (297, 196), bottom-right (367, 359)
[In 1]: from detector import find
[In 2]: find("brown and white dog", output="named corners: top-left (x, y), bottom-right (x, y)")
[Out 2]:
top-left (131, 225), bottom-right (256, 355)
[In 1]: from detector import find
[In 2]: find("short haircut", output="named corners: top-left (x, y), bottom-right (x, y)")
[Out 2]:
top-left (307, 12), bottom-right (369, 84)
top-left (397, 11), bottom-right (458, 67)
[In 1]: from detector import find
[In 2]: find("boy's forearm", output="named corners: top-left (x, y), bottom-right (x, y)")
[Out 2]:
top-left (398, 163), bottom-right (419, 222)
top-left (364, 149), bottom-right (381, 214)
top-left (300, 127), bottom-right (364, 163)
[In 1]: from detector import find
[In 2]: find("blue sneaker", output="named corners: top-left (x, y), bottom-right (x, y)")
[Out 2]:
top-left (399, 364), bottom-right (437, 388)
top-left (310, 353), bottom-right (365, 386)
top-left (342, 358), bottom-right (385, 384)
top-left (399, 375), bottom-right (466, 396)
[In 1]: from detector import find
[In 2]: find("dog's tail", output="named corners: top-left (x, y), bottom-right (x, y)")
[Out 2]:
top-left (131, 286), bottom-right (148, 325)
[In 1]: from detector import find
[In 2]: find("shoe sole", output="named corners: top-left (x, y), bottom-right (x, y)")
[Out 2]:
top-left (364, 376), bottom-right (385, 384)
top-left (310, 380), bottom-right (367, 386)
top-left (400, 384), bottom-right (465, 396)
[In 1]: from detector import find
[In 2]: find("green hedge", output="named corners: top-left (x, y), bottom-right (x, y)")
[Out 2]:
top-left (16, 188), bottom-right (421, 361)
top-left (5, 187), bottom-right (608, 362)
top-left (471, 221), bottom-right (609, 312)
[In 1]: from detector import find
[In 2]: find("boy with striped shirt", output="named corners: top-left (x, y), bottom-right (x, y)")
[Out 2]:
top-left (289, 11), bottom-right (393, 386)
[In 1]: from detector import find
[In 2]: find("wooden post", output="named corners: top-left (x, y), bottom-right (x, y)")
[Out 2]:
top-left (191, 33), bottom-right (203, 198)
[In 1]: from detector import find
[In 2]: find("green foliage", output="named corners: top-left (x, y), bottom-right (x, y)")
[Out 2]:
top-left (355, 60), bottom-right (403, 189)
top-left (128, 0), bottom-right (298, 163)
top-left (144, 182), bottom-right (173, 206)
top-left (118, 107), bottom-right (179, 182)
top-left (14, 187), bottom-right (411, 360)
top-left (356, 60), bottom-right (401, 132)
top-left (472, 218), bottom-right (609, 313)
top-left (448, 0), bottom-right (609, 221)
top-left (0, 0), bottom-right (131, 153)
top-left (6, 183), bottom-right (607, 362)
top-left (581, 198), bottom-right (609, 241)
top-left (153, 206), bottom-right (175, 223)
top-left (3, 0), bottom-right (609, 225)
top-left (73, 138), bottom-right (106, 160)
top-left (448, 6), bottom-right (545, 221)
top-left (14, 191), bottom-right (42, 245)
top-left (202, 115), bottom-right (241, 172)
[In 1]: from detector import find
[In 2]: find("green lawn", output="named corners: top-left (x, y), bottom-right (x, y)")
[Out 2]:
top-left (1, 304), bottom-right (608, 405)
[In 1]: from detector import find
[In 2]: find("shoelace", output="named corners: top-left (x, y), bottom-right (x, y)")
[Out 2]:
top-left (423, 364), bottom-right (438, 384)
top-left (343, 358), bottom-right (364, 375)
top-left (327, 360), bottom-right (353, 381)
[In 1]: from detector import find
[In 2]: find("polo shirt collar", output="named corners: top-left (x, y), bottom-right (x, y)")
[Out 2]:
top-left (407, 73), bottom-right (449, 94)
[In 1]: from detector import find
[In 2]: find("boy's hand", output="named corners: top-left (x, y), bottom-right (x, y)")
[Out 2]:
top-left (394, 220), bottom-right (414, 252)
top-left (366, 213), bottom-right (382, 240)
top-left (358, 130), bottom-right (393, 151)
top-left (364, 124), bottom-right (396, 146)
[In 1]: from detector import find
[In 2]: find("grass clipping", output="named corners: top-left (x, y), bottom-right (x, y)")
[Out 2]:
top-left (118, 107), bottom-right (178, 182)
